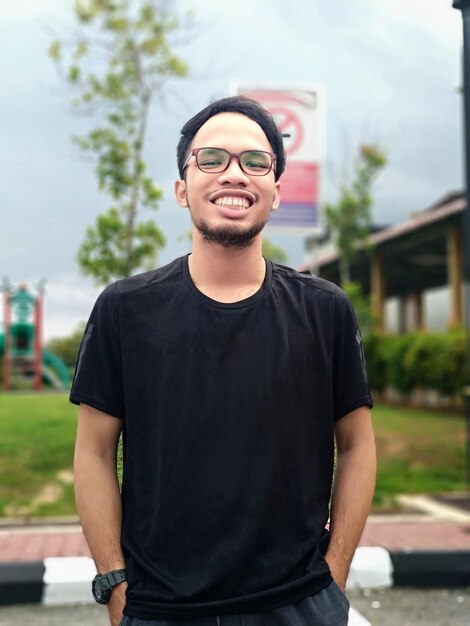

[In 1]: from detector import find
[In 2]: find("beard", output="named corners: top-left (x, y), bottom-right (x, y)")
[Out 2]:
top-left (191, 217), bottom-right (267, 249)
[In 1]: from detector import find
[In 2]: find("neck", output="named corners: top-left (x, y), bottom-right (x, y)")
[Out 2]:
top-left (189, 229), bottom-right (265, 291)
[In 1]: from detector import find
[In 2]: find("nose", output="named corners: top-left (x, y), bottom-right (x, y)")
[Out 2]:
top-left (217, 155), bottom-right (250, 185)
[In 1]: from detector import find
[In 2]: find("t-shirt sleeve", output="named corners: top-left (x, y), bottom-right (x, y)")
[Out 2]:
top-left (69, 282), bottom-right (124, 419)
top-left (332, 286), bottom-right (373, 421)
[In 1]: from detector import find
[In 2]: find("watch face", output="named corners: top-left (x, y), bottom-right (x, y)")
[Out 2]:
top-left (92, 572), bottom-right (123, 604)
top-left (93, 578), bottom-right (103, 601)
top-left (92, 576), bottom-right (111, 604)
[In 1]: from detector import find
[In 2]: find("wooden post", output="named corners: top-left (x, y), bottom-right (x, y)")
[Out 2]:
top-left (371, 251), bottom-right (386, 331)
top-left (412, 291), bottom-right (425, 330)
top-left (447, 223), bottom-right (463, 327)
top-left (398, 297), bottom-right (407, 334)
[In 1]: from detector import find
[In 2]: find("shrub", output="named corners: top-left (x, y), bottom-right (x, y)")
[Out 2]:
top-left (363, 332), bottom-right (389, 392)
top-left (46, 324), bottom-right (85, 368)
top-left (386, 333), bottom-right (417, 394)
top-left (363, 328), bottom-right (469, 399)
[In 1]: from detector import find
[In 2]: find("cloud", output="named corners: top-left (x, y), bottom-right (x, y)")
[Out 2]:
top-left (376, 164), bottom-right (445, 203)
top-left (1, 0), bottom-right (69, 22)
top-left (379, 0), bottom-right (462, 50)
top-left (43, 275), bottom-right (101, 340)
top-left (2, 0), bottom-right (463, 340)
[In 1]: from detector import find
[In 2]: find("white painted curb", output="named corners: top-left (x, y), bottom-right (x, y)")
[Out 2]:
top-left (346, 547), bottom-right (394, 590)
top-left (348, 606), bottom-right (372, 626)
top-left (41, 555), bottom-right (373, 624)
top-left (43, 556), bottom-right (96, 605)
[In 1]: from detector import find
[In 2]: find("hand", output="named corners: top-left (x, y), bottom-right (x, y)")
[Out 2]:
top-left (324, 555), bottom-right (348, 592)
top-left (330, 571), bottom-right (347, 592)
top-left (107, 581), bottom-right (127, 626)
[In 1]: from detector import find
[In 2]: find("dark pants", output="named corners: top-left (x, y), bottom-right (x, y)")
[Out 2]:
top-left (119, 581), bottom-right (350, 626)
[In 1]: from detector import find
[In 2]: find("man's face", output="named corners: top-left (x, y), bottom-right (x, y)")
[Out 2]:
top-left (175, 112), bottom-right (281, 248)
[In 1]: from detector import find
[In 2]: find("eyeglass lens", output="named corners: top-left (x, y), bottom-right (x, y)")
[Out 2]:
top-left (196, 148), bottom-right (273, 175)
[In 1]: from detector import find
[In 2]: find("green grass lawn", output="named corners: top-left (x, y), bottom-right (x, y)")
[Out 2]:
top-left (0, 393), bottom-right (78, 518)
top-left (372, 404), bottom-right (466, 509)
top-left (0, 394), bottom-right (466, 518)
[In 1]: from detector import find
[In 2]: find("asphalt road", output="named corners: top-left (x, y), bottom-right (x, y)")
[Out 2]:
top-left (348, 588), bottom-right (470, 626)
top-left (0, 589), bottom-right (468, 626)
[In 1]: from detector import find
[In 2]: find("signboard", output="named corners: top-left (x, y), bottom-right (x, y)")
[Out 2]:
top-left (231, 83), bottom-right (325, 232)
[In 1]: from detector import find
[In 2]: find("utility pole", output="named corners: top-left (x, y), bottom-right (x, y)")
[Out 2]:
top-left (452, 0), bottom-right (470, 490)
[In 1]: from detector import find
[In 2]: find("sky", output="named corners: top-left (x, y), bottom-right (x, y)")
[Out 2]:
top-left (0, 0), bottom-right (464, 340)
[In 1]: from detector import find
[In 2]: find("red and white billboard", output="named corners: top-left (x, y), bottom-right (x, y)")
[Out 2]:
top-left (232, 83), bottom-right (325, 231)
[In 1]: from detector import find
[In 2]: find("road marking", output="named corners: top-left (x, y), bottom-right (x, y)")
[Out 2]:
top-left (349, 606), bottom-right (372, 626)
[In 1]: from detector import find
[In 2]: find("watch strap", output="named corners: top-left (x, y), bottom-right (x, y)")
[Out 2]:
top-left (101, 568), bottom-right (127, 590)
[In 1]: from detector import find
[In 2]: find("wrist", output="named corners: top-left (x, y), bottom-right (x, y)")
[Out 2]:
top-left (96, 560), bottom-right (126, 573)
top-left (92, 568), bottom-right (127, 604)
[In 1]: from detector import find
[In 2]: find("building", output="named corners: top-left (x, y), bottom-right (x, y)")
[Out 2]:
top-left (304, 191), bottom-right (465, 333)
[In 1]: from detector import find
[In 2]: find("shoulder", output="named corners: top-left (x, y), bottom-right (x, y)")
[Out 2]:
top-left (271, 262), bottom-right (343, 298)
top-left (103, 257), bottom-right (184, 299)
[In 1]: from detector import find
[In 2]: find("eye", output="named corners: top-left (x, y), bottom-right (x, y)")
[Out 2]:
top-left (245, 161), bottom-right (267, 169)
top-left (200, 158), bottom-right (223, 167)
top-left (242, 152), bottom-right (271, 171)
top-left (197, 149), bottom-right (226, 169)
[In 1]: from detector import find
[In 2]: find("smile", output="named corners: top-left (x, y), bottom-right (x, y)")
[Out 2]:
top-left (213, 196), bottom-right (252, 209)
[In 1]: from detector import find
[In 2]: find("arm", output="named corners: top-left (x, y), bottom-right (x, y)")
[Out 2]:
top-left (74, 403), bottom-right (127, 626)
top-left (324, 405), bottom-right (376, 590)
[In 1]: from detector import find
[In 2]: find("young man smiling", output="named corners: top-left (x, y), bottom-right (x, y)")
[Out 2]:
top-left (71, 96), bottom-right (376, 626)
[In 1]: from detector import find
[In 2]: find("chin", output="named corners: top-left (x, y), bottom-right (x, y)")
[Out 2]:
top-left (193, 218), bottom-right (266, 249)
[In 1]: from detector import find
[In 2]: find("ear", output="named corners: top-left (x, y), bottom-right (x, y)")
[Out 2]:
top-left (271, 182), bottom-right (281, 211)
top-left (174, 179), bottom-right (188, 207)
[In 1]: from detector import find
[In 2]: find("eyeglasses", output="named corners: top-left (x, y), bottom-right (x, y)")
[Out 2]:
top-left (183, 147), bottom-right (276, 176)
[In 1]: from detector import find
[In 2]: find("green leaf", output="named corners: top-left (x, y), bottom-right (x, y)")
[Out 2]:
top-left (48, 40), bottom-right (62, 61)
top-left (105, 16), bottom-right (129, 32)
top-left (262, 237), bottom-right (288, 263)
top-left (166, 55), bottom-right (189, 77)
top-left (68, 65), bottom-right (81, 83)
top-left (141, 38), bottom-right (160, 54)
top-left (73, 40), bottom-right (88, 60)
top-left (74, 0), bottom-right (96, 23)
top-left (323, 142), bottom-right (386, 285)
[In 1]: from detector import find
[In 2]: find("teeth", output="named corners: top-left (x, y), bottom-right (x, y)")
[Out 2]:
top-left (214, 196), bottom-right (250, 209)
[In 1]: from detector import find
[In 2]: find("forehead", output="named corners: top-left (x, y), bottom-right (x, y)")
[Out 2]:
top-left (192, 112), bottom-right (272, 152)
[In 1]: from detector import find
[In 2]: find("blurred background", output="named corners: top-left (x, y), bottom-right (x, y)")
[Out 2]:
top-left (0, 0), bottom-right (463, 337)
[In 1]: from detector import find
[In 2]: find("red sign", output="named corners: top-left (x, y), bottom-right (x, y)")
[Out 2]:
top-left (234, 85), bottom-right (323, 230)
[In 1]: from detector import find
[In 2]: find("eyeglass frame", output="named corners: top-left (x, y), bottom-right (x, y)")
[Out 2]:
top-left (182, 147), bottom-right (277, 177)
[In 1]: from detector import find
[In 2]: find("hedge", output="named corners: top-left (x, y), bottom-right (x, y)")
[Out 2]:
top-left (363, 328), bottom-right (469, 398)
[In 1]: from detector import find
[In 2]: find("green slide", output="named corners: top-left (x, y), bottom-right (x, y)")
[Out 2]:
top-left (42, 349), bottom-right (71, 389)
top-left (0, 331), bottom-right (71, 389)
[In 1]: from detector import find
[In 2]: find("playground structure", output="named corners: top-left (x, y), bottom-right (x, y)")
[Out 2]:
top-left (1, 279), bottom-right (70, 391)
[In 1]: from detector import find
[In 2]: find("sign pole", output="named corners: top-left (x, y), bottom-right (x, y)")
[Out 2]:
top-left (452, 0), bottom-right (470, 490)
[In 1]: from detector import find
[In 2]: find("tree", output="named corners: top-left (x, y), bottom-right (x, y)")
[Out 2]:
top-left (178, 231), bottom-right (289, 265)
top-left (47, 323), bottom-right (86, 367)
top-left (49, 0), bottom-right (191, 285)
top-left (324, 144), bottom-right (386, 285)
top-left (342, 281), bottom-right (377, 338)
top-left (262, 237), bottom-right (288, 264)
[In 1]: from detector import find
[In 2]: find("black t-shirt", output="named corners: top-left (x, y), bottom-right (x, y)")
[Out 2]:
top-left (70, 254), bottom-right (372, 619)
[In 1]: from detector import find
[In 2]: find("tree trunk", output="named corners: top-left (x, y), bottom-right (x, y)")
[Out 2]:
top-left (340, 259), bottom-right (350, 286)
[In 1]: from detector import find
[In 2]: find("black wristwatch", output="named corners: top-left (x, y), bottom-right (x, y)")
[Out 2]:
top-left (92, 569), bottom-right (127, 604)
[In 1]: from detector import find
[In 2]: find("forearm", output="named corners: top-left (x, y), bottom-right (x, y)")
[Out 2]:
top-left (74, 451), bottom-right (125, 572)
top-left (325, 439), bottom-right (376, 588)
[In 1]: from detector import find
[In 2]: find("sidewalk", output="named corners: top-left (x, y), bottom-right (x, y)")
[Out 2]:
top-left (0, 497), bottom-right (469, 608)
top-left (0, 515), bottom-right (469, 563)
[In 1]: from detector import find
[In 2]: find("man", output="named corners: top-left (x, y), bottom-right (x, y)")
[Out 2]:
top-left (71, 96), bottom-right (376, 626)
